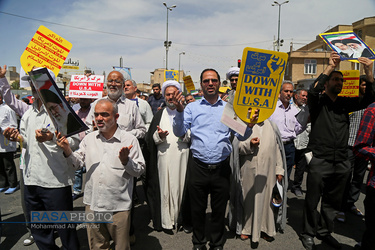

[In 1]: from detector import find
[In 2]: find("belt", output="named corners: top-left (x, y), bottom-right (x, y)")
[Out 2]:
top-left (193, 158), bottom-right (226, 170)
top-left (283, 140), bottom-right (293, 145)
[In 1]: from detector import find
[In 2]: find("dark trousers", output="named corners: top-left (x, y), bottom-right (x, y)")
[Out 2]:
top-left (20, 170), bottom-right (31, 233)
top-left (302, 156), bottom-right (351, 237)
top-left (283, 142), bottom-right (295, 180)
top-left (189, 158), bottom-right (230, 249)
top-left (341, 148), bottom-right (368, 211)
top-left (24, 185), bottom-right (80, 250)
top-left (292, 148), bottom-right (307, 190)
top-left (361, 186), bottom-right (375, 250)
top-left (0, 152), bottom-right (18, 188)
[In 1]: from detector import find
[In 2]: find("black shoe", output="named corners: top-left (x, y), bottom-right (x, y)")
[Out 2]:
top-left (261, 232), bottom-right (275, 242)
top-left (316, 234), bottom-right (341, 249)
top-left (192, 245), bottom-right (207, 250)
top-left (183, 225), bottom-right (193, 234)
top-left (72, 192), bottom-right (83, 201)
top-left (300, 234), bottom-right (315, 250)
top-left (209, 247), bottom-right (223, 250)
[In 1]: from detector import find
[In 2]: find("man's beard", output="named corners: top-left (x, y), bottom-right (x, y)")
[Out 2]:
top-left (166, 101), bottom-right (176, 109)
top-left (107, 87), bottom-right (123, 100)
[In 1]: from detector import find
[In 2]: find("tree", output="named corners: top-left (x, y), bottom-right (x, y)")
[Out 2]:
top-left (11, 80), bottom-right (20, 90)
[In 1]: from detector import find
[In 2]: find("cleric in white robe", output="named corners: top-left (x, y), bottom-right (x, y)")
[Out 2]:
top-left (145, 81), bottom-right (190, 231)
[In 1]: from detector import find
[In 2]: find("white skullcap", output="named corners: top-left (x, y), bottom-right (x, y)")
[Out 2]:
top-left (21, 67), bottom-right (56, 82)
top-left (162, 80), bottom-right (182, 96)
top-left (226, 67), bottom-right (240, 80)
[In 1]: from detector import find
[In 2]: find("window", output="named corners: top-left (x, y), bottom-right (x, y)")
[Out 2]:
top-left (353, 62), bottom-right (360, 71)
top-left (304, 59), bottom-right (317, 74)
top-left (357, 29), bottom-right (362, 39)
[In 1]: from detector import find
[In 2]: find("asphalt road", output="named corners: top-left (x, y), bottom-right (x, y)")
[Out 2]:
top-left (0, 157), bottom-right (367, 249)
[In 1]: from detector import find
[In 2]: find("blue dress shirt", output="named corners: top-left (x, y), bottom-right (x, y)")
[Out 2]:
top-left (173, 97), bottom-right (252, 164)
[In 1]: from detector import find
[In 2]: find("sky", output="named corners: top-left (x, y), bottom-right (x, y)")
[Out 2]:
top-left (1, 0), bottom-right (375, 86)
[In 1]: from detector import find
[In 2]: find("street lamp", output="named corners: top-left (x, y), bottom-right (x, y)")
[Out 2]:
top-left (179, 51), bottom-right (185, 92)
top-left (178, 51), bottom-right (185, 82)
top-left (163, 2), bottom-right (176, 70)
top-left (272, 1), bottom-right (289, 51)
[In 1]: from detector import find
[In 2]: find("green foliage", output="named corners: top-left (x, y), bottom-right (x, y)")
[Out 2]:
top-left (11, 80), bottom-right (21, 90)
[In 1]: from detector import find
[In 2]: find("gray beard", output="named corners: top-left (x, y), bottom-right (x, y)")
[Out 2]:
top-left (166, 102), bottom-right (176, 109)
top-left (108, 90), bottom-right (122, 101)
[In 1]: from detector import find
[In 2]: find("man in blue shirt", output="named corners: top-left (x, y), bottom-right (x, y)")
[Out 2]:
top-left (172, 68), bottom-right (257, 250)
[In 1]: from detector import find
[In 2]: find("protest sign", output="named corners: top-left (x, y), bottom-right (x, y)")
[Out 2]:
top-left (338, 70), bottom-right (360, 97)
top-left (164, 70), bottom-right (178, 82)
top-left (320, 31), bottom-right (375, 62)
top-left (28, 68), bottom-right (88, 137)
top-left (233, 47), bottom-right (288, 123)
top-left (69, 75), bottom-right (104, 99)
top-left (20, 25), bottom-right (72, 76)
top-left (183, 75), bottom-right (195, 93)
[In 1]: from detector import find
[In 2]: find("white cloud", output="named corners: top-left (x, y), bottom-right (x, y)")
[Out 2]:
top-left (1, 0), bottom-right (375, 84)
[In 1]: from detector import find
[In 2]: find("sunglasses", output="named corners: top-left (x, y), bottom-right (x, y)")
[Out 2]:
top-left (202, 79), bottom-right (219, 84)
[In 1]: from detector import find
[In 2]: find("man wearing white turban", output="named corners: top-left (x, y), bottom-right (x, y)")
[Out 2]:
top-left (145, 80), bottom-right (190, 231)
top-left (226, 66), bottom-right (240, 90)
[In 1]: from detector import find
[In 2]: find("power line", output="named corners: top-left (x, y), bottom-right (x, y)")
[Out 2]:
top-left (1, 11), bottom-right (273, 47)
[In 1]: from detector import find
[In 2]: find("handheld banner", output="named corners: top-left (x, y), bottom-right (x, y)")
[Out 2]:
top-left (183, 75), bottom-right (195, 93)
top-left (28, 68), bottom-right (88, 137)
top-left (319, 31), bottom-right (375, 62)
top-left (233, 47), bottom-right (288, 123)
top-left (69, 75), bottom-right (104, 99)
top-left (164, 70), bottom-right (178, 82)
top-left (338, 70), bottom-right (360, 97)
top-left (20, 25), bottom-right (72, 76)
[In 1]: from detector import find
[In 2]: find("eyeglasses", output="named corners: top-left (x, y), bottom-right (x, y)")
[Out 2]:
top-left (230, 78), bottom-right (238, 82)
top-left (107, 79), bottom-right (123, 84)
top-left (202, 79), bottom-right (219, 84)
top-left (331, 77), bottom-right (344, 82)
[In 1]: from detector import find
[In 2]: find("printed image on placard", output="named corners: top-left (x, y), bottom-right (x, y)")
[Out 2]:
top-left (320, 31), bottom-right (375, 62)
top-left (28, 68), bottom-right (88, 137)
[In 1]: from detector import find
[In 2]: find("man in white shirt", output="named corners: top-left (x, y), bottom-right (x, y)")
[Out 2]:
top-left (3, 68), bottom-right (80, 250)
top-left (85, 71), bottom-right (146, 139)
top-left (0, 93), bottom-right (19, 194)
top-left (124, 79), bottom-right (153, 130)
top-left (57, 99), bottom-right (145, 250)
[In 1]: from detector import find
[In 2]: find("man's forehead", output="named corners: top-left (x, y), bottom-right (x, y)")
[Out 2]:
top-left (108, 71), bottom-right (123, 79)
top-left (203, 70), bottom-right (218, 78)
top-left (95, 101), bottom-right (112, 111)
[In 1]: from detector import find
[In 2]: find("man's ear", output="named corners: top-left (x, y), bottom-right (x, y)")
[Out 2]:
top-left (115, 113), bottom-right (119, 121)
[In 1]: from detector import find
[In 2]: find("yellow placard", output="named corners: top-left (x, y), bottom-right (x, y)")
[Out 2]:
top-left (20, 25), bottom-right (72, 76)
top-left (233, 47), bottom-right (288, 123)
top-left (62, 65), bottom-right (79, 70)
top-left (338, 70), bottom-right (360, 97)
top-left (183, 75), bottom-right (195, 93)
top-left (164, 70), bottom-right (179, 82)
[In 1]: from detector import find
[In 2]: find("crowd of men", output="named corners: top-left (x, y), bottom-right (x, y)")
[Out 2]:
top-left (0, 50), bottom-right (374, 250)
